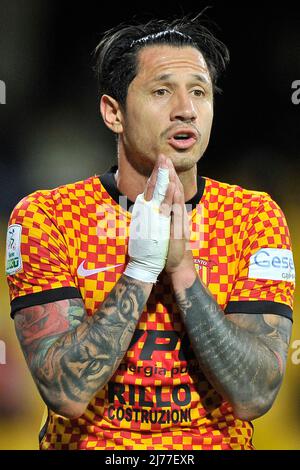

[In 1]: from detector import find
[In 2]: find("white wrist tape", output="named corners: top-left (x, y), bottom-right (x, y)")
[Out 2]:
top-left (124, 168), bottom-right (170, 283)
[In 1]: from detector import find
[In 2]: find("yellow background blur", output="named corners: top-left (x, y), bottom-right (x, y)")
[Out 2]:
top-left (0, 203), bottom-right (299, 450)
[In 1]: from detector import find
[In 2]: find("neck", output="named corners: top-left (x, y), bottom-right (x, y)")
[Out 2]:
top-left (115, 148), bottom-right (198, 202)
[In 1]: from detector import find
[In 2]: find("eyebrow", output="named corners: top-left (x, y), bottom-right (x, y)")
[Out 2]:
top-left (154, 73), bottom-right (210, 85)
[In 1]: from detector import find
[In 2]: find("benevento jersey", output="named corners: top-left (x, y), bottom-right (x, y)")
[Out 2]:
top-left (6, 166), bottom-right (295, 450)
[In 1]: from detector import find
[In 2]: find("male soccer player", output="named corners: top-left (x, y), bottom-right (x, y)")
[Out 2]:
top-left (6, 15), bottom-right (295, 450)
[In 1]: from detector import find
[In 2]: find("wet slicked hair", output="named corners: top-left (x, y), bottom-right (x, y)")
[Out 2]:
top-left (94, 13), bottom-right (230, 108)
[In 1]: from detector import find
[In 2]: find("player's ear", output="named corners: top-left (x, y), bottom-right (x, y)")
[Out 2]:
top-left (100, 94), bottom-right (124, 134)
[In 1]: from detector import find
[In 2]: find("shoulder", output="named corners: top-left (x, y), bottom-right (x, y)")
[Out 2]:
top-left (203, 176), bottom-right (271, 203)
top-left (9, 175), bottom-right (101, 223)
top-left (202, 176), bottom-right (283, 217)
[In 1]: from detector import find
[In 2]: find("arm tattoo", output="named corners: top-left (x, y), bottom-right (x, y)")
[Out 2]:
top-left (15, 276), bottom-right (151, 415)
top-left (174, 276), bottom-right (292, 419)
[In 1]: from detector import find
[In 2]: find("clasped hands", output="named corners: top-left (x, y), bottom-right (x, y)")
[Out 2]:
top-left (124, 155), bottom-right (193, 283)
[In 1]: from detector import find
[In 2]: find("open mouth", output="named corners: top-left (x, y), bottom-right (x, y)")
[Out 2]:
top-left (168, 130), bottom-right (198, 149)
top-left (173, 133), bottom-right (192, 140)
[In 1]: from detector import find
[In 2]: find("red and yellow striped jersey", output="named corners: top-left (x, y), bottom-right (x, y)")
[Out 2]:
top-left (6, 167), bottom-right (295, 450)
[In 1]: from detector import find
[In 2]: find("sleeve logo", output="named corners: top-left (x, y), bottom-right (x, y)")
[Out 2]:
top-left (248, 248), bottom-right (295, 282)
top-left (5, 224), bottom-right (23, 275)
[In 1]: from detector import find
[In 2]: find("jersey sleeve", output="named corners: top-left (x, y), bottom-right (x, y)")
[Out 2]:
top-left (224, 195), bottom-right (295, 320)
top-left (6, 194), bottom-right (82, 318)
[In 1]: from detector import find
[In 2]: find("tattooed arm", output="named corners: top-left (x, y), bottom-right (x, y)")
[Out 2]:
top-left (14, 275), bottom-right (152, 418)
top-left (171, 267), bottom-right (292, 421)
top-left (164, 161), bottom-right (292, 421)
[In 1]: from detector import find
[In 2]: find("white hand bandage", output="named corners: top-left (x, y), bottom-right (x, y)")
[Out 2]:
top-left (124, 168), bottom-right (170, 283)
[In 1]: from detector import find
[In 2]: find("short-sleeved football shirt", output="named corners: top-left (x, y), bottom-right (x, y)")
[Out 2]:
top-left (6, 167), bottom-right (295, 450)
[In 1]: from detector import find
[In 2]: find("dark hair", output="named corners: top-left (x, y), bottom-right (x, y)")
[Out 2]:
top-left (94, 13), bottom-right (230, 108)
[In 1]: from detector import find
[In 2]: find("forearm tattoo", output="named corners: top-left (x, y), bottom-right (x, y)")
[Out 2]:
top-left (14, 276), bottom-right (149, 414)
top-left (174, 276), bottom-right (292, 417)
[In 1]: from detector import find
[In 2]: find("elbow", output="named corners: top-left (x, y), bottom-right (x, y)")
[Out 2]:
top-left (35, 378), bottom-right (88, 419)
top-left (57, 410), bottom-right (85, 420)
top-left (231, 395), bottom-right (276, 422)
top-left (48, 400), bottom-right (87, 420)
top-left (227, 376), bottom-right (282, 422)
top-left (39, 387), bottom-right (87, 419)
top-left (233, 405), bottom-right (270, 422)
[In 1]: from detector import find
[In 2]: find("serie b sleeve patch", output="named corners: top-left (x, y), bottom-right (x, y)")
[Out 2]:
top-left (5, 224), bottom-right (23, 275)
top-left (248, 248), bottom-right (295, 283)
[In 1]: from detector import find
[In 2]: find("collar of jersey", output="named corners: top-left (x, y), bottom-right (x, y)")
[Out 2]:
top-left (99, 165), bottom-right (206, 213)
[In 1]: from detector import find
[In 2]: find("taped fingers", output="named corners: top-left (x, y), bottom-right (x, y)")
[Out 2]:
top-left (144, 155), bottom-right (167, 201)
top-left (159, 182), bottom-right (175, 217)
top-left (153, 167), bottom-right (169, 204)
top-left (159, 166), bottom-right (176, 217)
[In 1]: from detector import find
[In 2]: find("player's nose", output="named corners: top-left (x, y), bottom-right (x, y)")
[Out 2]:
top-left (170, 91), bottom-right (197, 122)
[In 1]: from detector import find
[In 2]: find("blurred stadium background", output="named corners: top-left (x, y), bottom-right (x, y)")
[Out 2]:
top-left (0, 0), bottom-right (299, 449)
